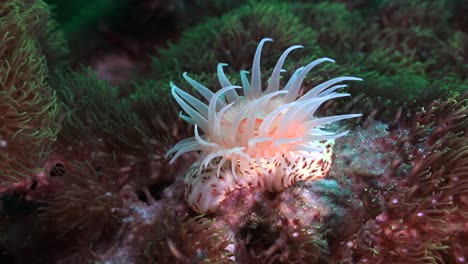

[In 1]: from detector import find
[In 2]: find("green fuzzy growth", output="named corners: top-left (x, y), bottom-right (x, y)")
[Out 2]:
top-left (286, 1), bottom-right (467, 116)
top-left (290, 2), bottom-right (366, 55)
top-left (153, 2), bottom-right (320, 82)
top-left (152, 0), bottom-right (464, 119)
top-left (54, 68), bottom-right (150, 157)
top-left (0, 0), bottom-right (60, 187)
top-left (1, 0), bottom-right (70, 69)
top-left (180, 0), bottom-right (248, 27)
top-left (369, 0), bottom-right (466, 80)
top-left (130, 78), bottom-right (196, 188)
top-left (14, 0), bottom-right (70, 68)
top-left (54, 68), bottom-right (186, 189)
top-left (148, 2), bottom-right (327, 133)
top-left (375, 0), bottom-right (454, 36)
top-left (130, 79), bottom-right (184, 141)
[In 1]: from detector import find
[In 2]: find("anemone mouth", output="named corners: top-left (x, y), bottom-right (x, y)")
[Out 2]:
top-left (166, 38), bottom-right (362, 174)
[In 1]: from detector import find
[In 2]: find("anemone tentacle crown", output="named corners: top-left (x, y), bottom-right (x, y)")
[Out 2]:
top-left (166, 38), bottom-right (362, 214)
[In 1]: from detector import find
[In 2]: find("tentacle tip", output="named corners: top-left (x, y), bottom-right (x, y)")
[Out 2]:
top-left (167, 155), bottom-right (177, 163)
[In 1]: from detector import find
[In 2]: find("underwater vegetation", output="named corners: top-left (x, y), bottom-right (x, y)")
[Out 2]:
top-left (0, 0), bottom-right (466, 263)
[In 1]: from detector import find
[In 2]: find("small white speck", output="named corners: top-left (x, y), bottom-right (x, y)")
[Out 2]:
top-left (0, 140), bottom-right (7, 148)
top-left (226, 243), bottom-right (237, 261)
top-left (122, 216), bottom-right (134, 223)
top-left (120, 166), bottom-right (131, 172)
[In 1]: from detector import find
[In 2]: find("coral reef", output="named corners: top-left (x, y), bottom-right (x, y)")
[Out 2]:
top-left (335, 95), bottom-right (468, 263)
top-left (0, 0), bottom-right (466, 263)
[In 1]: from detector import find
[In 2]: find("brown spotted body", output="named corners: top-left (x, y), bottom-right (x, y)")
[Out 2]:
top-left (184, 139), bottom-right (334, 213)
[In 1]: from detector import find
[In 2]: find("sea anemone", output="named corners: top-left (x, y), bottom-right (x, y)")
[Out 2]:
top-left (166, 38), bottom-right (362, 213)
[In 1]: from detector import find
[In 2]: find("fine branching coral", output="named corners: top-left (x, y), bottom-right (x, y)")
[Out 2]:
top-left (153, 2), bottom-right (321, 80)
top-left (166, 38), bottom-right (362, 213)
top-left (53, 67), bottom-right (186, 192)
top-left (350, 94), bottom-right (468, 263)
top-left (38, 158), bottom-right (127, 248)
top-left (53, 68), bottom-right (149, 156)
top-left (288, 1), bottom-right (467, 119)
top-left (12, 0), bottom-right (70, 68)
top-left (143, 211), bottom-right (236, 263)
top-left (0, 0), bottom-right (59, 188)
top-left (259, 223), bottom-right (329, 264)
